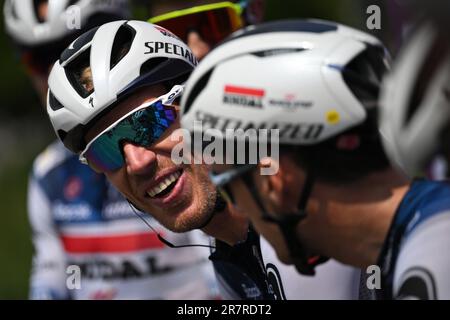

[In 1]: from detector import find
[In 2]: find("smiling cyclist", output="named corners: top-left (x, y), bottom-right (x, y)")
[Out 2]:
top-left (180, 19), bottom-right (450, 299)
top-left (4, 0), bottom-right (218, 300)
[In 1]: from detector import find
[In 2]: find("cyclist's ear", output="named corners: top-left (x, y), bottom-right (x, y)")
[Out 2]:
top-left (256, 157), bottom-right (282, 204)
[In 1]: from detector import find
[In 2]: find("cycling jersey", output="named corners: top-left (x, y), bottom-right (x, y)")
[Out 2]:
top-left (210, 227), bottom-right (274, 300)
top-left (29, 141), bottom-right (219, 300)
top-left (260, 237), bottom-right (362, 300)
top-left (377, 179), bottom-right (450, 299)
top-left (211, 226), bottom-right (363, 300)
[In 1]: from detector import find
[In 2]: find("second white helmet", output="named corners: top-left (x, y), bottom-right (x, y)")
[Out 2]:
top-left (379, 22), bottom-right (450, 175)
top-left (181, 19), bottom-right (390, 146)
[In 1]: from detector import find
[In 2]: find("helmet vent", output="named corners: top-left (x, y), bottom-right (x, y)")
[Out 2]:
top-left (405, 32), bottom-right (449, 125)
top-left (33, 0), bottom-right (48, 23)
top-left (110, 24), bottom-right (136, 70)
top-left (65, 48), bottom-right (94, 98)
top-left (224, 20), bottom-right (337, 45)
top-left (10, 1), bottom-right (18, 20)
top-left (341, 45), bottom-right (387, 108)
top-left (48, 91), bottom-right (64, 111)
top-left (67, 0), bottom-right (78, 9)
top-left (59, 26), bottom-right (100, 64)
top-left (251, 48), bottom-right (305, 58)
top-left (183, 69), bottom-right (213, 115)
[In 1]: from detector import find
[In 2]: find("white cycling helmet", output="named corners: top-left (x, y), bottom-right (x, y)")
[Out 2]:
top-left (4, 0), bottom-right (129, 47)
top-left (379, 22), bottom-right (450, 175)
top-left (47, 20), bottom-right (197, 153)
top-left (180, 19), bottom-right (391, 276)
top-left (181, 19), bottom-right (389, 147)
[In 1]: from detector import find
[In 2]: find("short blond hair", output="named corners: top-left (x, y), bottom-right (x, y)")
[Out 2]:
top-left (80, 67), bottom-right (93, 92)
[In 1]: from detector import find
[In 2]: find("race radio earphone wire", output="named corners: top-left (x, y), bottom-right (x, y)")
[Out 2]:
top-left (127, 200), bottom-right (216, 250)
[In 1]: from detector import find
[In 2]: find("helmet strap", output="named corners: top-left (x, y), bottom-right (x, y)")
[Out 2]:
top-left (127, 199), bottom-right (215, 249)
top-left (241, 163), bottom-right (328, 275)
top-left (196, 188), bottom-right (228, 230)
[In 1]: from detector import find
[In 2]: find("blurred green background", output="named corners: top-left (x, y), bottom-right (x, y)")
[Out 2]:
top-left (0, 0), bottom-right (401, 299)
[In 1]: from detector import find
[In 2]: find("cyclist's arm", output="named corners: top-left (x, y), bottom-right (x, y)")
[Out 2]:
top-left (28, 175), bottom-right (70, 299)
top-left (394, 212), bottom-right (450, 299)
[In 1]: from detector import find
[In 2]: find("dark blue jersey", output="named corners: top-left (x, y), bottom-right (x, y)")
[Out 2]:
top-left (377, 179), bottom-right (450, 299)
top-left (209, 227), bottom-right (275, 300)
top-left (210, 226), bottom-right (361, 300)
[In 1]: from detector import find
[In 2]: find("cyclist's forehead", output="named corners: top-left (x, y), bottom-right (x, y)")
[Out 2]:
top-left (84, 85), bottom-right (167, 144)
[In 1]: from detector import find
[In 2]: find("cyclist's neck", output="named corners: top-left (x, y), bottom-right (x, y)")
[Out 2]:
top-left (299, 168), bottom-right (410, 268)
top-left (201, 202), bottom-right (249, 246)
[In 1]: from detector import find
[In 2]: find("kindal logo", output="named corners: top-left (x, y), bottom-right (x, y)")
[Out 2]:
top-left (223, 85), bottom-right (265, 108)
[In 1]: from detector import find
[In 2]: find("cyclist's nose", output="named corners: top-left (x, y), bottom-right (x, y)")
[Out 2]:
top-left (122, 142), bottom-right (156, 175)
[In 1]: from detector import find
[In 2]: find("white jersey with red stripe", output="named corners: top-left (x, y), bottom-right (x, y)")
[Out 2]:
top-left (28, 141), bottom-right (219, 300)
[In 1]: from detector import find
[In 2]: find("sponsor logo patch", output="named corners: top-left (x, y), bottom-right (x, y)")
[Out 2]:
top-left (326, 109), bottom-right (340, 124)
top-left (268, 94), bottom-right (313, 110)
top-left (153, 25), bottom-right (180, 40)
top-left (223, 85), bottom-right (265, 108)
top-left (64, 176), bottom-right (83, 200)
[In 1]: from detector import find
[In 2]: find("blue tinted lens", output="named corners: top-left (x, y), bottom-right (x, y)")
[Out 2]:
top-left (84, 101), bottom-right (177, 172)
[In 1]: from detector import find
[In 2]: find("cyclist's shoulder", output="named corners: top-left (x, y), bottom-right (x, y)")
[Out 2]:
top-left (398, 179), bottom-right (450, 229)
top-left (31, 140), bottom-right (78, 180)
top-left (405, 179), bottom-right (450, 203)
top-left (398, 179), bottom-right (450, 247)
top-left (375, 180), bottom-right (450, 299)
top-left (394, 210), bottom-right (450, 299)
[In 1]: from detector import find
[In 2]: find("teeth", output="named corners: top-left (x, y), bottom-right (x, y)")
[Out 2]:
top-left (147, 171), bottom-right (181, 198)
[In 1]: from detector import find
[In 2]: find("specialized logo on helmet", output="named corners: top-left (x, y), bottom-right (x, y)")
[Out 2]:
top-left (153, 25), bottom-right (180, 41)
top-left (195, 111), bottom-right (324, 141)
top-left (144, 41), bottom-right (197, 65)
top-left (223, 85), bottom-right (265, 108)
